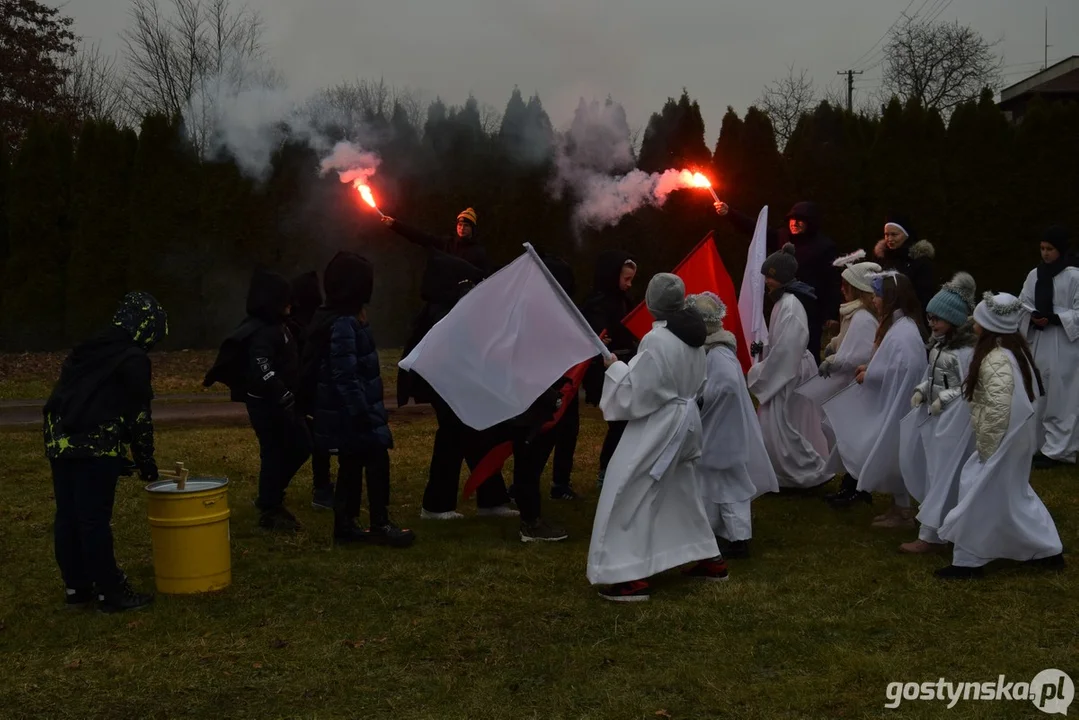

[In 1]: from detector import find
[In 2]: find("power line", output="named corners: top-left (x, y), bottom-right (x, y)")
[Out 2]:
top-left (926, 0), bottom-right (954, 24)
top-left (848, 0), bottom-right (915, 71)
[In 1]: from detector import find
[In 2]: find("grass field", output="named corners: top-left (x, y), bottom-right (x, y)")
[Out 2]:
top-left (0, 408), bottom-right (1075, 719)
top-left (0, 349), bottom-right (403, 401)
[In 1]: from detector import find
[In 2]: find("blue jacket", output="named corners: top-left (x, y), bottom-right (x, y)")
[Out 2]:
top-left (310, 314), bottom-right (392, 453)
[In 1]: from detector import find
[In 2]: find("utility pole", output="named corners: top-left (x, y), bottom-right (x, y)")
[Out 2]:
top-left (1044, 7), bottom-right (1051, 70)
top-left (836, 69), bottom-right (865, 112)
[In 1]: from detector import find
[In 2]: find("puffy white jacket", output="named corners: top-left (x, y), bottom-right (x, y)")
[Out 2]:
top-left (969, 347), bottom-right (1012, 461)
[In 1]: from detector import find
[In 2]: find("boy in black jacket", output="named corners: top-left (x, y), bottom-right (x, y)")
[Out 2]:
top-left (44, 292), bottom-right (167, 613)
top-left (301, 251), bottom-right (414, 547)
top-left (205, 269), bottom-right (311, 532)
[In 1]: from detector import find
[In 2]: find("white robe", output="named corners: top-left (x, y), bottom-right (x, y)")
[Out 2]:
top-left (898, 346), bottom-right (975, 537)
top-left (822, 315), bottom-right (928, 494)
top-left (938, 350), bottom-right (1063, 563)
top-left (747, 293), bottom-right (830, 488)
top-left (587, 322), bottom-right (719, 586)
top-left (1019, 267), bottom-right (1079, 462)
top-left (698, 340), bottom-right (778, 539)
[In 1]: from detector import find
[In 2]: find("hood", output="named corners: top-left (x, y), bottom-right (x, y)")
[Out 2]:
top-left (786, 201), bottom-right (822, 237)
top-left (323, 251), bottom-right (374, 315)
top-left (943, 319), bottom-right (977, 350)
top-left (289, 271), bottom-right (323, 319)
top-left (246, 269), bottom-right (291, 324)
top-left (592, 248), bottom-right (635, 295)
top-left (783, 280), bottom-right (818, 302)
top-left (704, 328), bottom-right (738, 353)
top-left (540, 251), bottom-right (576, 296)
top-left (112, 291), bottom-right (168, 350)
top-left (662, 308), bottom-right (707, 348)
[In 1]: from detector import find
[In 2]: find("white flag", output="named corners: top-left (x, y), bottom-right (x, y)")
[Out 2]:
top-left (738, 205), bottom-right (770, 364)
top-left (399, 243), bottom-right (609, 431)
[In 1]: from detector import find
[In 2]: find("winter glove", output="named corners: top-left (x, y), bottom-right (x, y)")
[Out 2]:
top-left (818, 360), bottom-right (833, 378)
top-left (930, 398), bottom-right (943, 416)
top-left (138, 459), bottom-right (159, 482)
top-left (750, 341), bottom-right (764, 358)
top-left (911, 391), bottom-right (924, 409)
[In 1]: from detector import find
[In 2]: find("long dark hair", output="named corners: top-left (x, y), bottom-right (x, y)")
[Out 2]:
top-left (874, 273), bottom-right (927, 346)
top-left (964, 331), bottom-right (1044, 403)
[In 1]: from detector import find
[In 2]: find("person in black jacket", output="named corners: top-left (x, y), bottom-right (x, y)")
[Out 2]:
top-left (288, 271), bottom-right (334, 511)
top-left (873, 214), bottom-right (936, 313)
top-left (205, 269), bottom-right (311, 532)
top-left (43, 291), bottom-right (167, 613)
top-left (581, 249), bottom-right (638, 489)
top-left (302, 251), bottom-right (414, 547)
top-left (715, 200), bottom-right (840, 360)
top-left (380, 206), bottom-right (513, 519)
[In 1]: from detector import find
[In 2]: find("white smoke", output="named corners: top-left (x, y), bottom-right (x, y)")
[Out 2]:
top-left (184, 74), bottom-right (380, 187)
top-left (551, 97), bottom-right (701, 232)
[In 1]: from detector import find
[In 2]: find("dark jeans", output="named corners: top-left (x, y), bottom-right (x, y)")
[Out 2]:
top-left (422, 395), bottom-right (510, 513)
top-left (551, 395), bottom-right (579, 488)
top-left (51, 457), bottom-right (126, 592)
top-left (335, 445), bottom-right (391, 527)
top-left (247, 402), bottom-right (312, 510)
top-left (513, 429), bottom-right (559, 523)
top-left (599, 420), bottom-right (627, 473)
top-left (305, 417), bottom-right (332, 491)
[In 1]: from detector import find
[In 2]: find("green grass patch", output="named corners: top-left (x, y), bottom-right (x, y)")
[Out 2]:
top-left (0, 410), bottom-right (1075, 719)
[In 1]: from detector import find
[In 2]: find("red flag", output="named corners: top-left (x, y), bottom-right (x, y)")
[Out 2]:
top-left (462, 358), bottom-right (592, 499)
top-left (622, 232), bottom-right (751, 373)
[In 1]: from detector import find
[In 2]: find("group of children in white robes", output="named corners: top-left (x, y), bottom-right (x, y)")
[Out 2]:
top-left (586, 226), bottom-right (1070, 600)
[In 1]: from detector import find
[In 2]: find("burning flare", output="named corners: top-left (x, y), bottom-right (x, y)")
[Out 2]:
top-left (355, 182), bottom-right (385, 217)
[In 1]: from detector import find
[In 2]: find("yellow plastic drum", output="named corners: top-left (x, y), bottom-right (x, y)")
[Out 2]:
top-left (145, 477), bottom-right (231, 594)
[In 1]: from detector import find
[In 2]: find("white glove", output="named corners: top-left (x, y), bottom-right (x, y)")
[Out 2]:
top-left (911, 391), bottom-right (924, 409)
top-left (930, 398), bottom-right (943, 416)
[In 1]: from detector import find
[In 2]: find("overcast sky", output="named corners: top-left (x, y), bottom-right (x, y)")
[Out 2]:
top-left (66, 0), bottom-right (1079, 139)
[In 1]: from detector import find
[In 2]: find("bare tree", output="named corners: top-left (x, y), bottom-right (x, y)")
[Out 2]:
top-left (62, 42), bottom-right (129, 126)
top-left (478, 101), bottom-right (502, 136)
top-left (757, 64), bottom-right (817, 148)
top-left (883, 15), bottom-right (1003, 114)
top-left (122, 0), bottom-right (273, 149)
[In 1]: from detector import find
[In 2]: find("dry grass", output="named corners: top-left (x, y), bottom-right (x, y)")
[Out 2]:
top-left (0, 408), bottom-right (1075, 719)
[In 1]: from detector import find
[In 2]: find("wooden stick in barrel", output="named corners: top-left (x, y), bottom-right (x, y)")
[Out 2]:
top-left (175, 461), bottom-right (187, 490)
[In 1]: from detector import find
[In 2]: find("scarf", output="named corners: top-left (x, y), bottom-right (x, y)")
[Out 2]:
top-left (827, 300), bottom-right (865, 356)
top-left (1035, 256), bottom-right (1068, 316)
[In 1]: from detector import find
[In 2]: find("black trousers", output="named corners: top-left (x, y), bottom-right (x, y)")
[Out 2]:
top-left (335, 445), bottom-right (391, 527)
top-left (51, 457), bottom-right (126, 592)
top-left (422, 396), bottom-right (510, 513)
top-left (513, 429), bottom-right (559, 523)
top-left (599, 420), bottom-right (627, 473)
top-left (247, 402), bottom-right (312, 510)
top-left (551, 395), bottom-right (579, 488)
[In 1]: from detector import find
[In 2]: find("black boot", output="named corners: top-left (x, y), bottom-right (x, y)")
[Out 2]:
top-left (365, 521), bottom-right (416, 548)
top-left (823, 474), bottom-right (857, 502)
top-left (724, 540), bottom-right (751, 559)
top-left (334, 518), bottom-right (367, 544)
top-left (98, 578), bottom-right (154, 614)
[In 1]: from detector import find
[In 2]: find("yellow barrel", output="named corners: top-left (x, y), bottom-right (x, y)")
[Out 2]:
top-left (145, 477), bottom-right (231, 594)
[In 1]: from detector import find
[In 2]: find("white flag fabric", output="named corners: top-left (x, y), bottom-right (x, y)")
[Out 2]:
top-left (738, 205), bottom-right (769, 364)
top-left (399, 243), bottom-right (609, 431)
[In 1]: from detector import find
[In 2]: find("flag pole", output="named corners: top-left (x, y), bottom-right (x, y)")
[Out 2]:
top-left (523, 243), bottom-right (612, 361)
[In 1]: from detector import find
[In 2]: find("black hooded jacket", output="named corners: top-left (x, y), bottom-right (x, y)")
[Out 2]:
top-left (392, 221), bottom-right (489, 406)
top-left (581, 249), bottom-right (639, 405)
top-left (286, 271), bottom-right (323, 355)
top-left (724, 201), bottom-right (840, 355)
top-left (43, 292), bottom-right (168, 465)
top-left (874, 215), bottom-right (936, 313)
top-left (204, 269), bottom-right (298, 404)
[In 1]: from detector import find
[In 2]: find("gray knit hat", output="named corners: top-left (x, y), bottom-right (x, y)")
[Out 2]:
top-left (761, 243), bottom-right (798, 285)
top-left (645, 273), bottom-right (686, 321)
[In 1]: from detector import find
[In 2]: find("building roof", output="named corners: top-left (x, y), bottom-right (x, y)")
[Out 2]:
top-left (1000, 56), bottom-right (1079, 104)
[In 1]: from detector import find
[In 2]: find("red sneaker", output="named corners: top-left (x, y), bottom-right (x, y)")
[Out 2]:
top-left (684, 558), bottom-right (730, 582)
top-left (598, 580), bottom-right (651, 602)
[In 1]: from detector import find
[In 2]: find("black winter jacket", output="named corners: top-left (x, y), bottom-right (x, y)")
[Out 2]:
top-left (581, 249), bottom-right (638, 405)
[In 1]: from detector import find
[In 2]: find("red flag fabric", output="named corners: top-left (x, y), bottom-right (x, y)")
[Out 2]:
top-left (462, 358), bottom-right (592, 499)
top-left (622, 232), bottom-right (751, 373)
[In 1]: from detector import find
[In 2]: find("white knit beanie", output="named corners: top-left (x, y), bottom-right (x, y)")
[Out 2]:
top-left (973, 292), bottom-right (1023, 335)
top-left (842, 261), bottom-right (883, 294)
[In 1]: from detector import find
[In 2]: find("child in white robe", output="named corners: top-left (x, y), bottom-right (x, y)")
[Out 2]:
top-left (816, 254), bottom-right (881, 503)
top-left (747, 244), bottom-right (830, 489)
top-left (587, 273), bottom-right (726, 602)
top-left (822, 272), bottom-right (927, 525)
top-left (898, 272), bottom-right (978, 553)
top-left (936, 292), bottom-right (1065, 579)
top-left (1018, 226), bottom-right (1079, 469)
top-left (688, 292), bottom-right (778, 559)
